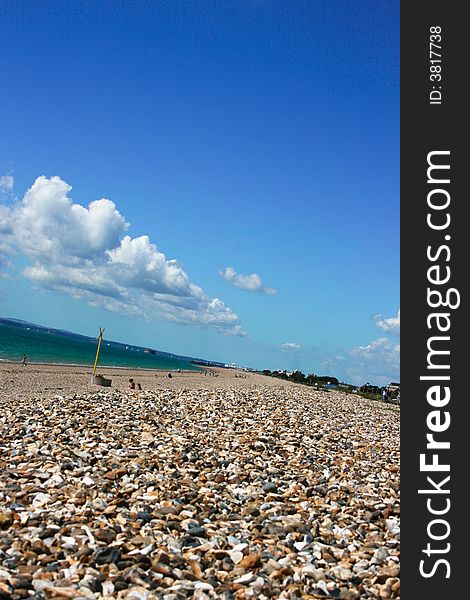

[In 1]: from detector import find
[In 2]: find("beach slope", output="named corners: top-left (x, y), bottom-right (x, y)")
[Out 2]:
top-left (0, 365), bottom-right (400, 598)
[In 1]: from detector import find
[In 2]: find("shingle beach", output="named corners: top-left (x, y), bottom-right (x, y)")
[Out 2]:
top-left (0, 364), bottom-right (400, 599)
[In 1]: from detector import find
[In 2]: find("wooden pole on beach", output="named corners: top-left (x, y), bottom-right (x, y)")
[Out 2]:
top-left (92, 327), bottom-right (105, 376)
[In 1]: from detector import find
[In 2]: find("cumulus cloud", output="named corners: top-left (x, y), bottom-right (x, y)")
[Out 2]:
top-left (219, 266), bottom-right (278, 295)
top-left (281, 342), bottom-right (301, 350)
top-left (374, 309), bottom-right (400, 336)
top-left (14, 176), bottom-right (129, 262)
top-left (1, 175), bottom-right (245, 335)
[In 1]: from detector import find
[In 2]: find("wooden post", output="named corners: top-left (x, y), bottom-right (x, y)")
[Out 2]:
top-left (92, 327), bottom-right (105, 376)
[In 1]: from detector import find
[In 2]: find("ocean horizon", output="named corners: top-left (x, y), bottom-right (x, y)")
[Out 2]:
top-left (0, 319), bottom-right (203, 371)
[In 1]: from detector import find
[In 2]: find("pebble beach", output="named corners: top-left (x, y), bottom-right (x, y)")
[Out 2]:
top-left (0, 364), bottom-right (400, 599)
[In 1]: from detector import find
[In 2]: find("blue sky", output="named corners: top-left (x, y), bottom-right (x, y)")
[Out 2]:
top-left (0, 1), bottom-right (399, 385)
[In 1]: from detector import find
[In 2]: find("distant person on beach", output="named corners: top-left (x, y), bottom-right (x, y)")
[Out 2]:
top-left (136, 383), bottom-right (142, 390)
top-left (22, 354), bottom-right (27, 366)
top-left (128, 378), bottom-right (135, 389)
top-left (167, 372), bottom-right (172, 378)
top-left (382, 389), bottom-right (388, 402)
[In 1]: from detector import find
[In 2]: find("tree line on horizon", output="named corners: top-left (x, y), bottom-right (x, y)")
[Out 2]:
top-left (259, 369), bottom-right (340, 386)
top-left (258, 369), bottom-right (398, 397)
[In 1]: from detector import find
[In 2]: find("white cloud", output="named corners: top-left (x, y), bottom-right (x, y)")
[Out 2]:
top-left (14, 176), bottom-right (129, 262)
top-left (1, 175), bottom-right (245, 336)
top-left (219, 266), bottom-right (278, 295)
top-left (351, 336), bottom-right (400, 370)
top-left (374, 309), bottom-right (400, 336)
top-left (0, 203), bottom-right (15, 271)
top-left (348, 337), bottom-right (400, 385)
top-left (281, 342), bottom-right (301, 349)
top-left (321, 337), bottom-right (400, 387)
top-left (0, 175), bottom-right (15, 268)
top-left (0, 175), bottom-right (14, 191)
top-left (319, 308), bottom-right (400, 386)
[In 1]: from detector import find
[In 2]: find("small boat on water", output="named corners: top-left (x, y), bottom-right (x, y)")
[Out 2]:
top-left (144, 348), bottom-right (156, 354)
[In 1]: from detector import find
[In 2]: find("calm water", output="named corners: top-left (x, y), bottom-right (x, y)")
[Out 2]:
top-left (0, 322), bottom-right (201, 371)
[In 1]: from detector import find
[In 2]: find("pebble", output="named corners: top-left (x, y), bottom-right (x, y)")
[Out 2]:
top-left (262, 482), bottom-right (278, 493)
top-left (0, 513), bottom-right (13, 529)
top-left (0, 384), bottom-right (400, 598)
top-left (374, 547), bottom-right (391, 562)
top-left (229, 550), bottom-right (244, 564)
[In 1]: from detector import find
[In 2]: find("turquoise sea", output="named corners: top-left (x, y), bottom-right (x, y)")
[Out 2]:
top-left (0, 320), bottom-right (201, 371)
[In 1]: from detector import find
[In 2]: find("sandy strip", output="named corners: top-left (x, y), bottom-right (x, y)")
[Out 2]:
top-left (0, 362), bottom-right (291, 402)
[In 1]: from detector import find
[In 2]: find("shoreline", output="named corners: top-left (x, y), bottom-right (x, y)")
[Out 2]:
top-left (0, 359), bottom-right (202, 373)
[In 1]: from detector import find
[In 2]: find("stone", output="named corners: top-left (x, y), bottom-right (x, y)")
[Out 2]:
top-left (339, 590), bottom-right (360, 600)
top-left (374, 547), bottom-right (390, 563)
top-left (262, 482), bottom-right (278, 493)
top-left (0, 379), bottom-right (400, 599)
top-left (239, 554), bottom-right (262, 569)
top-left (92, 546), bottom-right (121, 565)
top-left (0, 513), bottom-right (13, 529)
